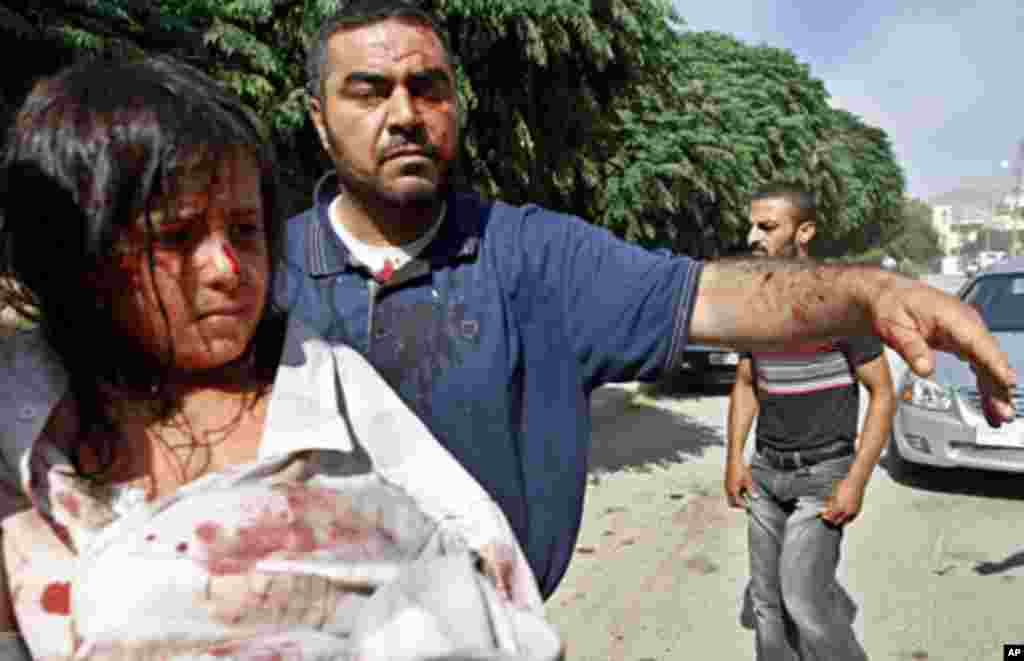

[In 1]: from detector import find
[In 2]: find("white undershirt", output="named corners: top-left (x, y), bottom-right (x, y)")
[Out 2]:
top-left (328, 196), bottom-right (445, 279)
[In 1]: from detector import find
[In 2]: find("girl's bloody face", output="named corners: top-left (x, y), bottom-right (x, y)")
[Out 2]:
top-left (107, 153), bottom-right (269, 372)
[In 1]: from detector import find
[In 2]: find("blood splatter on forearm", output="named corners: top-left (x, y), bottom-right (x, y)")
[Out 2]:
top-left (691, 257), bottom-right (880, 350)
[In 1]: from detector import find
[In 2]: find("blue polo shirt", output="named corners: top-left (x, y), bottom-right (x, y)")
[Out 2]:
top-left (276, 173), bottom-right (703, 598)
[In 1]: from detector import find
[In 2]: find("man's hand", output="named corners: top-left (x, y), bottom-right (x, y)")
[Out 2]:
top-left (725, 460), bottom-right (754, 509)
top-left (869, 277), bottom-right (1017, 426)
top-left (692, 260), bottom-right (1016, 425)
top-left (820, 476), bottom-right (866, 527)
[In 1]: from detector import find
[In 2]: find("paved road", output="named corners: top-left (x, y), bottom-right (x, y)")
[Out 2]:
top-left (547, 274), bottom-right (1024, 660)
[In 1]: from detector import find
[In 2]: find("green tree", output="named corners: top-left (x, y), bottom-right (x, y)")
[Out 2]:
top-left (0, 1), bottom-right (371, 212)
top-left (816, 109), bottom-right (905, 257)
top-left (606, 30), bottom-right (905, 256)
top-left (883, 198), bottom-right (943, 264)
top-left (0, 0), bottom-right (907, 259)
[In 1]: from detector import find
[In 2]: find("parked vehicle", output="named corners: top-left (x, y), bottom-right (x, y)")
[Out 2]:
top-left (673, 344), bottom-right (740, 388)
top-left (938, 256), bottom-right (962, 276)
top-left (977, 250), bottom-right (1007, 271)
top-left (891, 257), bottom-right (1024, 472)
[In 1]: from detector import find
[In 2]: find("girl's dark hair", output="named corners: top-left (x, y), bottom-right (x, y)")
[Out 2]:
top-left (0, 56), bottom-right (285, 473)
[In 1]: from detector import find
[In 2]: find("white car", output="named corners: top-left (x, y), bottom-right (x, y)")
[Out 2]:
top-left (977, 250), bottom-right (1007, 271)
top-left (892, 258), bottom-right (1024, 472)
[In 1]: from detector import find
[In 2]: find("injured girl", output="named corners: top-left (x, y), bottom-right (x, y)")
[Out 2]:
top-left (0, 57), bottom-right (561, 661)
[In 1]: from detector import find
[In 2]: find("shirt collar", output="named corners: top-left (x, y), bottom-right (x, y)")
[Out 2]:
top-left (306, 171), bottom-right (479, 279)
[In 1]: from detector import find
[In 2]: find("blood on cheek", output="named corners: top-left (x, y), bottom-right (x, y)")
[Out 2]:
top-left (116, 251), bottom-right (177, 287)
top-left (428, 117), bottom-right (456, 162)
top-left (435, 125), bottom-right (456, 162)
top-left (419, 100), bottom-right (458, 162)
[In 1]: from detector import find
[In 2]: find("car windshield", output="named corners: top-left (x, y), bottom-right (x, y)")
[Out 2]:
top-left (962, 274), bottom-right (1024, 332)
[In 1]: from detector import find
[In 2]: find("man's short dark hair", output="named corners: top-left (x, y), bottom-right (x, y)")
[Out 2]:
top-left (306, 0), bottom-right (454, 102)
top-left (751, 182), bottom-right (817, 225)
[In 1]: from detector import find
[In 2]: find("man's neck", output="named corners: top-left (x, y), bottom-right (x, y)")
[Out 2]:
top-left (333, 192), bottom-right (442, 248)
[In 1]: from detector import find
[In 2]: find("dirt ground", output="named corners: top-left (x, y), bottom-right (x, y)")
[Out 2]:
top-left (545, 381), bottom-right (1024, 661)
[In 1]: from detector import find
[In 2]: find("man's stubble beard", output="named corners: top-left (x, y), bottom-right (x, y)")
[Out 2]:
top-left (337, 162), bottom-right (447, 213)
top-left (327, 126), bottom-right (457, 215)
top-left (773, 240), bottom-right (801, 260)
top-left (750, 241), bottom-right (800, 260)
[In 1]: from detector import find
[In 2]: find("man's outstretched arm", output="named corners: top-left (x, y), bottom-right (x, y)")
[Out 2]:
top-left (688, 257), bottom-right (1016, 425)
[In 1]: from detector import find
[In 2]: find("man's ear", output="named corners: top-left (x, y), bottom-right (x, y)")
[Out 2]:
top-left (797, 221), bottom-right (817, 247)
top-left (308, 95), bottom-right (331, 154)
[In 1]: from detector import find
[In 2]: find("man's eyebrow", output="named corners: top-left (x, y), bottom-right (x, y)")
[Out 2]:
top-left (409, 68), bottom-right (453, 83)
top-left (343, 68), bottom-right (452, 85)
top-left (344, 72), bottom-right (391, 85)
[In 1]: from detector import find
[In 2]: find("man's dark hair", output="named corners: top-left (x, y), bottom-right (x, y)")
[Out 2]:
top-left (751, 182), bottom-right (817, 225)
top-left (306, 0), bottom-right (454, 102)
top-left (0, 56), bottom-right (285, 474)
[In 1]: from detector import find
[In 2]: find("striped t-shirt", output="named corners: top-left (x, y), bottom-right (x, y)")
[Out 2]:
top-left (747, 336), bottom-right (883, 452)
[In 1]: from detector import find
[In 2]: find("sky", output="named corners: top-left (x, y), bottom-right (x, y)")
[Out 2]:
top-left (670, 0), bottom-right (1024, 201)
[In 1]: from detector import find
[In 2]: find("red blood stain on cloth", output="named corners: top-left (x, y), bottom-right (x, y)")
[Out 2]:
top-left (195, 522), bottom-right (222, 544)
top-left (56, 492), bottom-right (80, 517)
top-left (192, 486), bottom-right (399, 576)
top-left (283, 487), bottom-right (335, 511)
top-left (374, 259), bottom-right (395, 283)
top-left (51, 523), bottom-right (74, 551)
top-left (40, 581), bottom-right (71, 615)
top-left (206, 639), bottom-right (299, 661)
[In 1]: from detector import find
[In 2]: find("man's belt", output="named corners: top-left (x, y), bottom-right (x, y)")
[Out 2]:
top-left (757, 440), bottom-right (854, 470)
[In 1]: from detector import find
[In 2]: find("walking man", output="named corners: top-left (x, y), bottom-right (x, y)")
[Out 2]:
top-left (726, 183), bottom-right (895, 659)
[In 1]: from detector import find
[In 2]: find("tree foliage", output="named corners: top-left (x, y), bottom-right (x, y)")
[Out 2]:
top-left (0, 0), bottom-right (333, 210)
top-left (0, 0), bottom-right (906, 258)
top-left (605, 30), bottom-right (905, 256)
top-left (881, 198), bottom-right (943, 265)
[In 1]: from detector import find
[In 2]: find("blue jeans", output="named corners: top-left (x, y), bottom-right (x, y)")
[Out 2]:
top-left (745, 452), bottom-right (867, 661)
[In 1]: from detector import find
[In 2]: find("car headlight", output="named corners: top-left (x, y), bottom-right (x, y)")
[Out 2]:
top-left (900, 377), bottom-right (953, 412)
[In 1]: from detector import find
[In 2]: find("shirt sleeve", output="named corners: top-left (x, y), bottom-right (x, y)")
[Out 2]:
top-left (0, 331), bottom-right (68, 520)
top-left (0, 632), bottom-right (31, 661)
top-left (843, 335), bottom-right (885, 368)
top-left (501, 204), bottom-right (703, 391)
